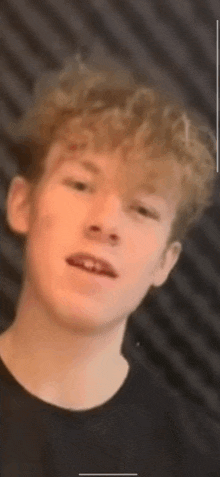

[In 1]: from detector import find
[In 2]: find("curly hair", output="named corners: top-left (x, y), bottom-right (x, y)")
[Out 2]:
top-left (7, 55), bottom-right (216, 250)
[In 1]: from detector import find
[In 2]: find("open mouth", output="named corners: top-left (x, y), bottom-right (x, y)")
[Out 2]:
top-left (66, 259), bottom-right (116, 279)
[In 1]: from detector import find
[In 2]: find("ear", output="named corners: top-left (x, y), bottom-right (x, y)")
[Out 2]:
top-left (151, 241), bottom-right (182, 288)
top-left (6, 175), bottom-right (31, 236)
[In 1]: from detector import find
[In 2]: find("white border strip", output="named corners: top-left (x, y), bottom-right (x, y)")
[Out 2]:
top-left (217, 20), bottom-right (219, 172)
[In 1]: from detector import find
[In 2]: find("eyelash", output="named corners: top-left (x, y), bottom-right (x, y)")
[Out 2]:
top-left (64, 180), bottom-right (158, 219)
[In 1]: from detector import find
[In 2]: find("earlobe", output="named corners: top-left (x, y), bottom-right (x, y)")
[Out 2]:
top-left (152, 242), bottom-right (182, 288)
top-left (6, 175), bottom-right (30, 236)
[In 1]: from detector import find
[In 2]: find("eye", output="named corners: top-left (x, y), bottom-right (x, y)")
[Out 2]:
top-left (135, 205), bottom-right (159, 220)
top-left (72, 181), bottom-right (89, 192)
top-left (64, 179), bottom-right (90, 192)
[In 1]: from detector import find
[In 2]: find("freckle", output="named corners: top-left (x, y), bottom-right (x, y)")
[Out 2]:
top-left (69, 144), bottom-right (77, 150)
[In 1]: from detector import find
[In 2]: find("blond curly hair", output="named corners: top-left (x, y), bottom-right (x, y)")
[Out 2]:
top-left (8, 56), bottom-right (216, 248)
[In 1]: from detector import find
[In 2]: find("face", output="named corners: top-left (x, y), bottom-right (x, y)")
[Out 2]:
top-left (7, 128), bottom-right (182, 334)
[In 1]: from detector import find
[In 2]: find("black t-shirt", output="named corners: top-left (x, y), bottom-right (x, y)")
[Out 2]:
top-left (0, 352), bottom-right (220, 476)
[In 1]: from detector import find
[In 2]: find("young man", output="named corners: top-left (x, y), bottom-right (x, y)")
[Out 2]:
top-left (0, 58), bottom-right (219, 475)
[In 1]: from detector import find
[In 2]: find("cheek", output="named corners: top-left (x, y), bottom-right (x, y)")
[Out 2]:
top-left (39, 214), bottom-right (57, 231)
top-left (127, 231), bottom-right (163, 284)
top-left (37, 188), bottom-right (68, 223)
top-left (29, 192), bottom-right (62, 244)
top-left (29, 215), bottom-right (57, 261)
top-left (136, 226), bottom-right (164, 259)
top-left (29, 190), bottom-right (81, 252)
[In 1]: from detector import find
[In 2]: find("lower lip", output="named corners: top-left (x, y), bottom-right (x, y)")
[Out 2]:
top-left (66, 262), bottom-right (118, 287)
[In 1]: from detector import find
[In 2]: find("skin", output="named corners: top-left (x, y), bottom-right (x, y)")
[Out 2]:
top-left (0, 127), bottom-right (183, 411)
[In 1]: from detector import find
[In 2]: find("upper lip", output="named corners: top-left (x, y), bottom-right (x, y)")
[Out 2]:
top-left (66, 252), bottom-right (119, 278)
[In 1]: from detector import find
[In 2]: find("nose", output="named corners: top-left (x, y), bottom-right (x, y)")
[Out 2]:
top-left (85, 193), bottom-right (122, 246)
top-left (86, 225), bottom-right (119, 246)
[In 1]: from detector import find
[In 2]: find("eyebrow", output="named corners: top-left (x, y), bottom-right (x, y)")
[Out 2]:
top-left (77, 159), bottom-right (101, 175)
top-left (75, 160), bottom-right (154, 189)
top-left (77, 160), bottom-right (154, 191)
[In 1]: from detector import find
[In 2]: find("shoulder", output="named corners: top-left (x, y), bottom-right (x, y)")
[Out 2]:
top-left (126, 357), bottom-right (220, 460)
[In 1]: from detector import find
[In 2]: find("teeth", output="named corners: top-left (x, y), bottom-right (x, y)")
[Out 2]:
top-left (83, 259), bottom-right (97, 269)
top-left (80, 259), bottom-right (103, 273)
top-left (67, 256), bottom-right (113, 276)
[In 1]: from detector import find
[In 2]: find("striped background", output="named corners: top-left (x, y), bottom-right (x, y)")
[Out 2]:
top-left (1, 0), bottom-right (220, 403)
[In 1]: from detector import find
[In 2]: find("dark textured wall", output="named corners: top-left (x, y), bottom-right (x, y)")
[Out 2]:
top-left (1, 0), bottom-right (220, 412)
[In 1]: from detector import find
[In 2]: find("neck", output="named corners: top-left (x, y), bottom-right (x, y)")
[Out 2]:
top-left (0, 284), bottom-right (130, 410)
